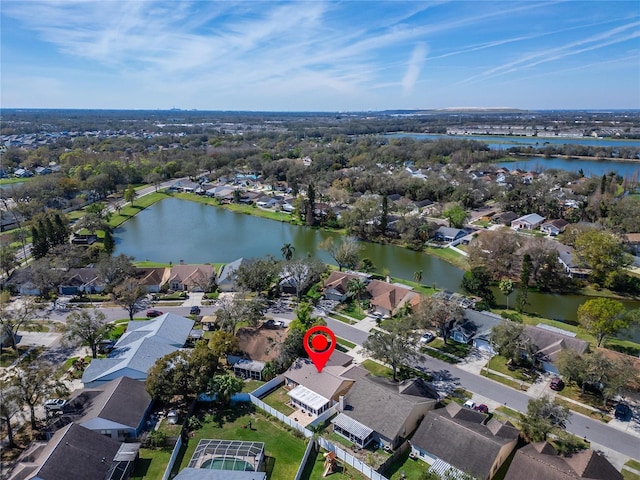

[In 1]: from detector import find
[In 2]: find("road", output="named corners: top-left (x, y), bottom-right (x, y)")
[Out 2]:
top-left (325, 316), bottom-right (640, 461)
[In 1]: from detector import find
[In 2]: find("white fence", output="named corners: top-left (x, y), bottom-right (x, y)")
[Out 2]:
top-left (308, 403), bottom-right (339, 428)
top-left (294, 438), bottom-right (317, 480)
top-left (161, 435), bottom-right (183, 480)
top-left (317, 436), bottom-right (389, 480)
top-left (249, 394), bottom-right (311, 437)
top-left (250, 375), bottom-right (285, 398)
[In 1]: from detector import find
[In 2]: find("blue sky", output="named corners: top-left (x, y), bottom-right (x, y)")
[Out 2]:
top-left (2, 1), bottom-right (639, 111)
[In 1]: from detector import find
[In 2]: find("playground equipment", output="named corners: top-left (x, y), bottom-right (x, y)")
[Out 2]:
top-left (323, 451), bottom-right (337, 477)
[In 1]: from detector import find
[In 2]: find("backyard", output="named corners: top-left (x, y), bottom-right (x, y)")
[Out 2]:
top-left (299, 447), bottom-right (369, 480)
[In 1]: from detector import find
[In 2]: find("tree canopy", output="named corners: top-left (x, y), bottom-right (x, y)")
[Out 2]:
top-left (577, 298), bottom-right (633, 347)
top-left (362, 320), bottom-right (421, 381)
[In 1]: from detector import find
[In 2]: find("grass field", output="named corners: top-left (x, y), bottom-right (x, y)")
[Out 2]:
top-left (360, 359), bottom-right (394, 379)
top-left (261, 387), bottom-right (296, 415)
top-left (299, 447), bottom-right (368, 480)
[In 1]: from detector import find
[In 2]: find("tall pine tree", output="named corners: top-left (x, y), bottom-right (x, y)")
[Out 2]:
top-left (517, 254), bottom-right (532, 313)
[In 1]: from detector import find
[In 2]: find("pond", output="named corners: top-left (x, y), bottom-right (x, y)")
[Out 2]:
top-left (114, 198), bottom-right (640, 337)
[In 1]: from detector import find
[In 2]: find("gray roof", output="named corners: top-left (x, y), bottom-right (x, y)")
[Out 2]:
top-left (435, 226), bottom-right (464, 238)
top-left (15, 423), bottom-right (121, 480)
top-left (513, 213), bottom-right (545, 225)
top-left (218, 258), bottom-right (247, 285)
top-left (174, 469), bottom-right (266, 480)
top-left (284, 359), bottom-right (354, 401)
top-left (411, 402), bottom-right (519, 480)
top-left (82, 314), bottom-right (193, 385)
top-left (343, 376), bottom-right (439, 441)
top-left (76, 376), bottom-right (151, 431)
top-left (504, 442), bottom-right (623, 480)
top-left (524, 325), bottom-right (590, 361)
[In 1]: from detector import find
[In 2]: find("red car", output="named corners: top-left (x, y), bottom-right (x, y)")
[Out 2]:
top-left (474, 404), bottom-right (489, 414)
top-left (146, 309), bottom-right (163, 318)
top-left (550, 377), bottom-right (564, 391)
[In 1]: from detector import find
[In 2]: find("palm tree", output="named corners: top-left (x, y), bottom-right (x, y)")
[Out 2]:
top-left (347, 278), bottom-right (367, 315)
top-left (414, 270), bottom-right (423, 284)
top-left (280, 243), bottom-right (295, 261)
top-left (499, 279), bottom-right (515, 310)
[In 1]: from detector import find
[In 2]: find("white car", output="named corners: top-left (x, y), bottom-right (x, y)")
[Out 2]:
top-left (44, 399), bottom-right (67, 411)
top-left (419, 332), bottom-right (435, 344)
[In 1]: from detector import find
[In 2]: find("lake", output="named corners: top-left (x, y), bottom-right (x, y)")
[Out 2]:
top-left (498, 157), bottom-right (640, 179)
top-left (115, 198), bottom-right (640, 337)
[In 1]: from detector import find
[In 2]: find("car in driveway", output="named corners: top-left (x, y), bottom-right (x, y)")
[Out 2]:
top-left (44, 399), bottom-right (67, 412)
top-left (549, 376), bottom-right (564, 391)
top-left (146, 309), bottom-right (163, 318)
top-left (463, 400), bottom-right (476, 409)
top-left (263, 319), bottom-right (285, 329)
top-left (474, 404), bottom-right (489, 414)
top-left (419, 331), bottom-right (435, 344)
top-left (615, 403), bottom-right (632, 421)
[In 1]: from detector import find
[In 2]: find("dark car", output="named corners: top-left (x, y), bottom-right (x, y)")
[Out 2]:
top-left (474, 404), bottom-right (489, 414)
top-left (615, 403), bottom-right (632, 421)
top-left (549, 377), bottom-right (564, 391)
top-left (189, 306), bottom-right (201, 315)
top-left (146, 309), bottom-right (163, 318)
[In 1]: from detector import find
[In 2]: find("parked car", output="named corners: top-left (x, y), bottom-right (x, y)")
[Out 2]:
top-left (97, 339), bottom-right (115, 354)
top-left (615, 403), bottom-right (632, 421)
top-left (44, 399), bottom-right (67, 411)
top-left (463, 400), bottom-right (476, 409)
top-left (474, 404), bottom-right (489, 414)
top-left (263, 319), bottom-right (285, 329)
top-left (146, 309), bottom-right (163, 318)
top-left (419, 331), bottom-right (435, 344)
top-left (166, 410), bottom-right (179, 425)
top-left (189, 306), bottom-right (201, 315)
top-left (549, 377), bottom-right (564, 391)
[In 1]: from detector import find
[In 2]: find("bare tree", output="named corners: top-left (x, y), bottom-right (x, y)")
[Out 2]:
top-left (320, 236), bottom-right (361, 271)
top-left (215, 296), bottom-right (265, 335)
top-left (0, 292), bottom-right (39, 353)
top-left (0, 377), bottom-right (21, 448)
top-left (410, 296), bottom-right (464, 344)
top-left (63, 309), bottom-right (113, 358)
top-left (281, 257), bottom-right (326, 301)
top-left (111, 277), bottom-right (147, 320)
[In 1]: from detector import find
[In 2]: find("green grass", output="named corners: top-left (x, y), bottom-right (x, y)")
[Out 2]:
top-left (481, 370), bottom-right (528, 391)
top-left (553, 398), bottom-right (609, 422)
top-left (175, 405), bottom-right (307, 480)
top-left (626, 459), bottom-right (640, 471)
top-left (133, 261), bottom-right (173, 268)
top-left (241, 379), bottom-right (265, 393)
top-left (130, 447), bottom-right (173, 480)
top-left (423, 246), bottom-right (467, 268)
top-left (384, 448), bottom-right (429, 479)
top-left (108, 192), bottom-right (169, 227)
top-left (0, 177), bottom-right (30, 185)
top-left (329, 313), bottom-right (357, 325)
top-left (553, 382), bottom-right (609, 412)
top-left (623, 470), bottom-right (640, 480)
top-left (486, 356), bottom-right (538, 382)
top-left (336, 302), bottom-right (366, 320)
top-left (422, 348), bottom-right (459, 364)
top-left (261, 387), bottom-right (296, 415)
top-left (299, 447), bottom-right (368, 480)
top-left (429, 338), bottom-right (470, 358)
top-left (360, 359), bottom-right (394, 379)
top-left (336, 337), bottom-right (356, 349)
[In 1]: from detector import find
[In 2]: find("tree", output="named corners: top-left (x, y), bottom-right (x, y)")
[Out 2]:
top-left (347, 278), bottom-right (367, 315)
top-left (320, 236), bottom-right (362, 272)
top-left (516, 254), bottom-right (532, 313)
top-left (216, 296), bottom-right (265, 335)
top-left (380, 193), bottom-right (389, 234)
top-left (97, 253), bottom-right (136, 290)
top-left (146, 342), bottom-right (219, 404)
top-left (414, 270), bottom-right (423, 284)
top-left (235, 256), bottom-right (280, 293)
top-left (0, 245), bottom-right (18, 278)
top-left (461, 267), bottom-right (496, 308)
top-left (111, 277), bottom-right (147, 320)
top-left (574, 230), bottom-right (631, 284)
top-left (410, 297), bottom-right (464, 344)
top-left (0, 378), bottom-right (21, 448)
top-left (305, 183), bottom-right (316, 226)
top-left (209, 374), bottom-right (244, 407)
top-left (443, 204), bottom-right (469, 229)
top-left (102, 229), bottom-right (115, 255)
top-left (281, 257), bottom-right (325, 302)
top-left (362, 320), bottom-right (420, 381)
top-left (490, 321), bottom-right (535, 365)
top-left (124, 184), bottom-right (137, 206)
top-left (498, 279), bottom-right (514, 310)
top-left (0, 292), bottom-right (38, 353)
top-left (280, 243), bottom-right (295, 261)
top-left (466, 228), bottom-right (519, 281)
top-left (10, 359), bottom-right (67, 432)
top-left (289, 301), bottom-right (324, 332)
top-left (577, 298), bottom-right (630, 347)
top-left (208, 330), bottom-right (239, 359)
top-left (521, 396), bottom-right (570, 442)
top-left (62, 309), bottom-right (113, 358)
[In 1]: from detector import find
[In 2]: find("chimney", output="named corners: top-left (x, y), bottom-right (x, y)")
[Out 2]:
top-left (339, 395), bottom-right (345, 411)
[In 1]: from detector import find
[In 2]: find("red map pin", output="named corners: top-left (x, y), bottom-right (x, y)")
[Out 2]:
top-left (303, 325), bottom-right (336, 373)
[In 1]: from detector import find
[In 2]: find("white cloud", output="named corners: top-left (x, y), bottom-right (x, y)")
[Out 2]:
top-left (401, 43), bottom-right (427, 95)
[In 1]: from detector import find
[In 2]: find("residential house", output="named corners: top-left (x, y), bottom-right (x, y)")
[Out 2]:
top-left (410, 402), bottom-right (519, 480)
top-left (433, 226), bottom-right (466, 243)
top-left (511, 213), bottom-right (546, 230)
top-left (283, 358), bottom-right (366, 418)
top-left (217, 258), bottom-right (249, 292)
top-left (492, 211), bottom-right (518, 226)
top-left (540, 219), bottom-right (570, 236)
top-left (34, 166), bottom-right (52, 175)
top-left (82, 313), bottom-right (194, 387)
top-left (504, 442), bottom-right (622, 480)
top-left (3, 267), bottom-right (41, 295)
top-left (366, 279), bottom-right (418, 317)
top-left (624, 233), bottom-right (640, 256)
top-left (557, 245), bottom-right (591, 278)
top-left (255, 196), bottom-right (279, 208)
top-left (67, 376), bottom-right (152, 440)
top-left (334, 376), bottom-right (439, 449)
top-left (58, 267), bottom-right (106, 295)
top-left (163, 264), bottom-right (216, 292)
top-left (524, 324), bottom-right (590, 374)
top-left (135, 267), bottom-right (165, 293)
top-left (227, 356), bottom-right (266, 381)
top-left (13, 168), bottom-right (33, 178)
top-left (449, 310), bottom-right (503, 350)
top-left (70, 233), bottom-right (98, 245)
top-left (323, 271), bottom-right (371, 302)
top-left (8, 423), bottom-right (137, 480)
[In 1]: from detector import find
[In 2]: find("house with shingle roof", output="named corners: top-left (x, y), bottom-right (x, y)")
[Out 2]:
top-left (366, 279), bottom-right (417, 317)
top-left (135, 267), bottom-right (165, 293)
top-left (81, 313), bottom-right (194, 388)
top-left (163, 264), bottom-right (216, 292)
top-left (336, 376), bottom-right (439, 449)
top-left (524, 324), bottom-right (590, 374)
top-left (512, 213), bottom-right (546, 230)
top-left (7, 423), bottom-right (130, 480)
top-left (217, 258), bottom-right (249, 292)
top-left (410, 402), bottom-right (519, 480)
top-left (58, 267), bottom-right (106, 295)
top-left (541, 219), bottom-right (570, 236)
top-left (323, 270), bottom-right (371, 302)
top-left (492, 211), bottom-right (519, 226)
top-left (504, 442), bottom-right (622, 480)
top-left (67, 376), bottom-right (152, 440)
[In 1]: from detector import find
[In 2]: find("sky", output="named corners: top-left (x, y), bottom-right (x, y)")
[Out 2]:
top-left (1, 1), bottom-right (639, 111)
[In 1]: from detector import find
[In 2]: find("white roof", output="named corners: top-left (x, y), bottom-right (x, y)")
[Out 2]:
top-left (288, 385), bottom-right (330, 411)
top-left (332, 413), bottom-right (373, 440)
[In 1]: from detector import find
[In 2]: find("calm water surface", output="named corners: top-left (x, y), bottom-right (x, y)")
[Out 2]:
top-left (115, 198), bottom-right (640, 337)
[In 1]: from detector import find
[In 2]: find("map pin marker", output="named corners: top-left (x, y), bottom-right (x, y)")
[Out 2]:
top-left (303, 325), bottom-right (336, 373)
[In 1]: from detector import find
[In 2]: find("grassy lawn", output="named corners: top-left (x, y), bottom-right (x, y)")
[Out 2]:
top-left (626, 460), bottom-right (640, 471)
top-left (360, 359), bottom-right (394, 379)
top-left (130, 447), bottom-right (173, 480)
top-left (486, 356), bottom-right (538, 382)
top-left (241, 379), bottom-right (265, 393)
top-left (329, 313), bottom-right (357, 325)
top-left (336, 302), bottom-right (366, 321)
top-left (429, 338), bottom-right (470, 358)
top-left (174, 405), bottom-right (307, 480)
top-left (108, 192), bottom-right (169, 227)
top-left (623, 470), bottom-right (640, 480)
top-left (422, 348), bottom-right (459, 364)
top-left (261, 387), bottom-right (296, 415)
top-left (384, 448), bottom-right (428, 479)
top-left (423, 246), bottom-right (467, 268)
top-left (0, 346), bottom-right (42, 368)
top-left (553, 398), bottom-right (609, 422)
top-left (299, 447), bottom-right (369, 480)
top-left (481, 370), bottom-right (527, 391)
top-left (553, 383), bottom-right (609, 412)
top-left (336, 337), bottom-right (356, 349)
